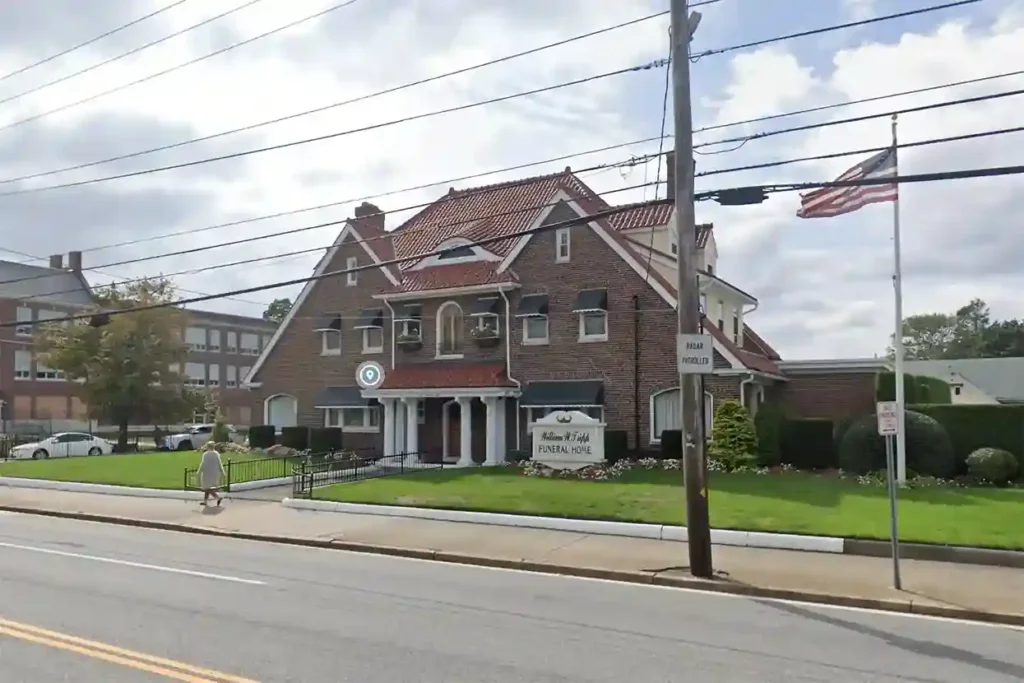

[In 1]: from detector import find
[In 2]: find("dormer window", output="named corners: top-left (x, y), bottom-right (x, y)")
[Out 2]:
top-left (438, 245), bottom-right (475, 260)
top-left (555, 227), bottom-right (570, 263)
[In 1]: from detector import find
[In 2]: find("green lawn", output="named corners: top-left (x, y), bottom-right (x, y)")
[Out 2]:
top-left (316, 468), bottom-right (1024, 550)
top-left (0, 451), bottom-right (282, 490)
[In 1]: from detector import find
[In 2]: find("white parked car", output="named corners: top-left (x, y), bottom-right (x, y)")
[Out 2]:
top-left (163, 424), bottom-right (243, 451)
top-left (9, 432), bottom-right (116, 460)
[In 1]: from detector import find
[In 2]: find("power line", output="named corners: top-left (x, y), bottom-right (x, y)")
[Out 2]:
top-left (693, 87), bottom-right (1024, 151)
top-left (0, 0), bottom-right (191, 85)
top-left (0, 0), bottom-right (264, 111)
top-left (0, 174), bottom-right (662, 290)
top-left (0, 10), bottom-right (671, 187)
top-left (9, 161), bottom-right (1022, 329)
top-left (695, 125), bottom-right (1024, 178)
top-left (0, 59), bottom-right (668, 198)
top-left (0, 0), bottom-right (368, 134)
top-left (690, 0), bottom-right (980, 61)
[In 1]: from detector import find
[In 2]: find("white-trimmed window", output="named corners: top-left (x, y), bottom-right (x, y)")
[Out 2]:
top-left (579, 311), bottom-right (608, 342)
top-left (208, 364), bottom-right (220, 388)
top-left (185, 362), bottom-right (206, 387)
top-left (346, 256), bottom-right (358, 286)
top-left (226, 365), bottom-right (238, 388)
top-left (14, 350), bottom-right (32, 380)
top-left (240, 333), bottom-right (260, 356)
top-left (522, 316), bottom-right (549, 345)
top-left (37, 309), bottom-right (64, 328)
top-left (185, 326), bottom-right (207, 351)
top-left (321, 330), bottom-right (341, 356)
top-left (555, 227), bottom-right (570, 263)
top-left (226, 331), bottom-right (238, 353)
top-left (362, 327), bottom-right (384, 354)
top-left (15, 307), bottom-right (33, 336)
top-left (208, 329), bottom-right (221, 352)
top-left (436, 301), bottom-right (464, 358)
top-left (475, 313), bottom-right (499, 335)
top-left (526, 406), bottom-right (603, 424)
top-left (650, 388), bottom-right (714, 444)
top-left (35, 356), bottom-right (65, 381)
top-left (325, 406), bottom-right (380, 432)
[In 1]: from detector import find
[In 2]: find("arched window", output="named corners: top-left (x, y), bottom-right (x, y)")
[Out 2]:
top-left (649, 388), bottom-right (714, 444)
top-left (265, 394), bottom-right (298, 429)
top-left (436, 302), bottom-right (464, 357)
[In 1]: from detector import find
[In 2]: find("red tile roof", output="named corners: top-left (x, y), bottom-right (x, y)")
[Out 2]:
top-left (702, 318), bottom-right (782, 376)
top-left (395, 263), bottom-right (518, 293)
top-left (743, 327), bottom-right (782, 361)
top-left (379, 363), bottom-right (514, 390)
top-left (606, 202), bottom-right (672, 230)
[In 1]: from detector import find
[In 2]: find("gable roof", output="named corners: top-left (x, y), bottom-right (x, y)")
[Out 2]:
top-left (906, 358), bottom-right (1024, 403)
top-left (0, 260), bottom-right (95, 307)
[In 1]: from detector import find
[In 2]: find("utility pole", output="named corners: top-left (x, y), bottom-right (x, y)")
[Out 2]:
top-left (671, 0), bottom-right (713, 579)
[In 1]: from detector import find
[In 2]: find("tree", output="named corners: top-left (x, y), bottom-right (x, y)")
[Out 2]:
top-left (708, 399), bottom-right (758, 470)
top-left (888, 298), bottom-right (1009, 360)
top-left (262, 298), bottom-right (292, 323)
top-left (889, 313), bottom-right (956, 360)
top-left (35, 279), bottom-right (203, 450)
top-left (204, 392), bottom-right (231, 443)
top-left (980, 319), bottom-right (1024, 358)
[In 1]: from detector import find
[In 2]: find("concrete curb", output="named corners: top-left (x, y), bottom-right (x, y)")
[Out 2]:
top-left (844, 539), bottom-right (1024, 569)
top-left (0, 503), bottom-right (1020, 628)
top-left (0, 476), bottom-right (290, 498)
top-left (281, 498), bottom-right (845, 553)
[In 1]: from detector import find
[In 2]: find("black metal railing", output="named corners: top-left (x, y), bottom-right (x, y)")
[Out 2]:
top-left (291, 451), bottom-right (438, 498)
top-left (183, 454), bottom-right (305, 492)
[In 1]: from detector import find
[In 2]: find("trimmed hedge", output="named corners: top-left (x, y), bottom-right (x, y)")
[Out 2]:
top-left (604, 430), bottom-right (630, 464)
top-left (909, 404), bottom-right (1024, 473)
top-left (966, 447), bottom-right (1019, 485)
top-left (876, 372), bottom-right (952, 405)
top-left (753, 407), bottom-right (783, 467)
top-left (280, 426), bottom-right (310, 451)
top-left (248, 425), bottom-right (276, 449)
top-left (915, 375), bottom-right (952, 404)
top-left (660, 430), bottom-right (683, 460)
top-left (309, 427), bottom-right (343, 454)
top-left (708, 400), bottom-right (758, 470)
top-left (838, 409), bottom-right (955, 478)
top-left (780, 418), bottom-right (836, 470)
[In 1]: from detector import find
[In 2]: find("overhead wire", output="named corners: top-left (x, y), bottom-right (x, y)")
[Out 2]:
top-left (0, 0), bottom-right (191, 85)
top-left (0, 0), bottom-right (266, 112)
top-left (8, 161), bottom-right (1024, 329)
top-left (0, 0), bottom-right (977, 188)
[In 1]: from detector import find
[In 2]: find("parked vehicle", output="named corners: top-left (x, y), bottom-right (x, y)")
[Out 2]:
top-left (162, 424), bottom-right (243, 451)
top-left (8, 432), bottom-right (116, 460)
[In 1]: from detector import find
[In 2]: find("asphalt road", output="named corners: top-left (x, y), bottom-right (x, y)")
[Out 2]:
top-left (0, 511), bottom-right (1021, 683)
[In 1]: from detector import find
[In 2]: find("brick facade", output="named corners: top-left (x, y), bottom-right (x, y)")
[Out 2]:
top-left (777, 371), bottom-right (878, 420)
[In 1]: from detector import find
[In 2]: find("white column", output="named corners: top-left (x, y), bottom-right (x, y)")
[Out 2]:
top-left (381, 399), bottom-right (396, 457)
top-left (483, 396), bottom-right (499, 466)
top-left (494, 398), bottom-right (506, 464)
top-left (403, 397), bottom-right (419, 464)
top-left (457, 396), bottom-right (474, 466)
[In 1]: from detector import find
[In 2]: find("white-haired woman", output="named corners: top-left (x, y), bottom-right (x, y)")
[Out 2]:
top-left (197, 446), bottom-right (226, 507)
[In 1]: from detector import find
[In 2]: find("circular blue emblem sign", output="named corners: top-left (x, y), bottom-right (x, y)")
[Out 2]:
top-left (355, 360), bottom-right (385, 389)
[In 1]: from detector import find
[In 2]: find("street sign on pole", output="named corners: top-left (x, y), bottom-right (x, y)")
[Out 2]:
top-left (676, 333), bottom-right (713, 374)
top-left (876, 401), bottom-right (898, 436)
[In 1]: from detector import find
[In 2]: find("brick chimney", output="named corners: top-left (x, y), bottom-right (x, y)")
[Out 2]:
top-left (49, 254), bottom-right (63, 269)
top-left (67, 250), bottom-right (82, 273)
top-left (353, 201), bottom-right (385, 233)
top-left (665, 150), bottom-right (675, 201)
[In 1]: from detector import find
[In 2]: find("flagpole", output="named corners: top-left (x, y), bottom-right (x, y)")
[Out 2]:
top-left (891, 113), bottom-right (907, 483)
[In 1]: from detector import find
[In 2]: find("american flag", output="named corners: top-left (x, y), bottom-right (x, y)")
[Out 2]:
top-left (796, 147), bottom-right (898, 219)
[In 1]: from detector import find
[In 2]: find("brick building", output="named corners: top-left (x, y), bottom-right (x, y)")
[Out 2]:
top-left (244, 168), bottom-right (883, 463)
top-left (0, 252), bottom-right (274, 431)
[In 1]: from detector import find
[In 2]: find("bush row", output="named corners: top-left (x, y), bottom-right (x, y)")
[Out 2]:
top-left (876, 372), bottom-right (951, 404)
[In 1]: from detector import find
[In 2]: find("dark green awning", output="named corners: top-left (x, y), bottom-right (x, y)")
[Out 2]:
top-left (519, 380), bottom-right (604, 407)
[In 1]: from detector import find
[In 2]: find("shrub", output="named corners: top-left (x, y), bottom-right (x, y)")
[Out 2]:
top-left (309, 427), bottom-right (343, 454)
top-left (838, 409), bottom-right (955, 478)
top-left (604, 430), bottom-right (630, 464)
top-left (781, 418), bottom-right (836, 470)
top-left (708, 400), bottom-right (758, 470)
top-left (910, 404), bottom-right (1024, 472)
top-left (660, 430), bottom-right (683, 460)
top-left (753, 407), bottom-right (783, 467)
top-left (211, 417), bottom-right (231, 444)
top-left (876, 372), bottom-right (919, 403)
top-left (248, 425), bottom-right (276, 449)
top-left (280, 426), bottom-right (309, 451)
top-left (915, 376), bottom-right (951, 404)
top-left (966, 447), bottom-right (1019, 485)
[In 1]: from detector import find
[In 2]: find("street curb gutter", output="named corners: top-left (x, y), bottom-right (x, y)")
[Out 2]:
top-left (844, 539), bottom-right (1024, 569)
top-left (1, 504), bottom-right (1021, 629)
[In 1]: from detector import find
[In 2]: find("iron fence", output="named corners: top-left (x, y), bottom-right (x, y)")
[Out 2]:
top-left (292, 451), bottom-right (437, 498)
top-left (183, 454), bottom-right (305, 492)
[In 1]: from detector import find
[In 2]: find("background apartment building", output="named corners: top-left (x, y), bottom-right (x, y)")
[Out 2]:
top-left (0, 252), bottom-right (275, 433)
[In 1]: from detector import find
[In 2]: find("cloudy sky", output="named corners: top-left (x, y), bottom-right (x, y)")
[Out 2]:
top-left (0, 0), bottom-right (1020, 359)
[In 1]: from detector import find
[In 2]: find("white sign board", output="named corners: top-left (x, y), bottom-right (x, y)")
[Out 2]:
top-left (876, 401), bottom-right (898, 436)
top-left (677, 333), bottom-right (714, 374)
top-left (530, 410), bottom-right (605, 470)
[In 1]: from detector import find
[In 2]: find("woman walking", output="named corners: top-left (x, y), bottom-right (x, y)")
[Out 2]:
top-left (197, 446), bottom-right (226, 507)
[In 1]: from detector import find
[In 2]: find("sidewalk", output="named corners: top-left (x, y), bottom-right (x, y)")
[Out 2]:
top-left (2, 487), bottom-right (1023, 625)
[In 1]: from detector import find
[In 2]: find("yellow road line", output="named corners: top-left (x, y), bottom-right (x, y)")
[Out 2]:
top-left (0, 618), bottom-right (259, 683)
